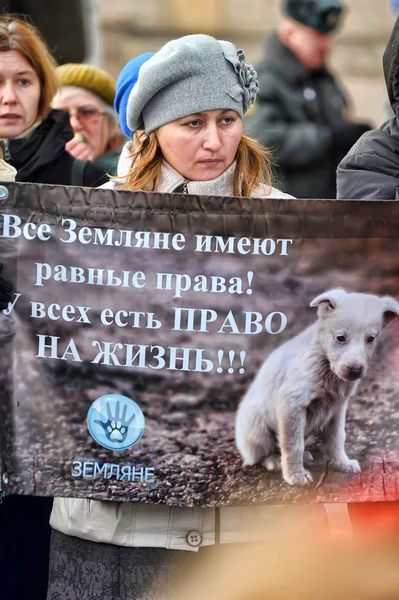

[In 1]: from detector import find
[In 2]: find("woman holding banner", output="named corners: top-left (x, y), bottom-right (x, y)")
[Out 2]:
top-left (38, 34), bottom-right (335, 600)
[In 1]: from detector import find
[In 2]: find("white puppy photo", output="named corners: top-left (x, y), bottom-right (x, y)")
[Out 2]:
top-left (235, 289), bottom-right (399, 486)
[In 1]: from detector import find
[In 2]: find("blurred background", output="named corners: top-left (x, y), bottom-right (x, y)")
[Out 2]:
top-left (1, 0), bottom-right (398, 128)
top-left (97, 0), bottom-right (399, 127)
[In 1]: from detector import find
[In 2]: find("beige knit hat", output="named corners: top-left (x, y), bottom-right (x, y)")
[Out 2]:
top-left (56, 63), bottom-right (116, 107)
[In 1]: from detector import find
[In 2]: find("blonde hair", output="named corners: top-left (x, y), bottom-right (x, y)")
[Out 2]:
top-left (0, 15), bottom-right (59, 120)
top-left (121, 131), bottom-right (273, 196)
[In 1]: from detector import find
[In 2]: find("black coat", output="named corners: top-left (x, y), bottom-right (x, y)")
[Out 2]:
top-left (3, 109), bottom-right (108, 187)
top-left (244, 33), bottom-right (349, 198)
top-left (336, 18), bottom-right (399, 200)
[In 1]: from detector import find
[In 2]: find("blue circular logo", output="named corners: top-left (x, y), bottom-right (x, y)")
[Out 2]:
top-left (0, 186), bottom-right (9, 200)
top-left (87, 394), bottom-right (145, 451)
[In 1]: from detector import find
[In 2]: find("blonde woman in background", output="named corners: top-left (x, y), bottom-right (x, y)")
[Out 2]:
top-left (53, 63), bottom-right (126, 175)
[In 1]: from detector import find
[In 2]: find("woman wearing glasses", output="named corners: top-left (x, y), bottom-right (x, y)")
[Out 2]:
top-left (53, 63), bottom-right (126, 176)
top-left (0, 16), bottom-right (107, 187)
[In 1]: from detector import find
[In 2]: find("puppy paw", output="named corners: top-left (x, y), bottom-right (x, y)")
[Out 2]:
top-left (330, 458), bottom-right (361, 473)
top-left (263, 452), bottom-right (313, 471)
top-left (283, 469), bottom-right (313, 487)
top-left (263, 455), bottom-right (281, 471)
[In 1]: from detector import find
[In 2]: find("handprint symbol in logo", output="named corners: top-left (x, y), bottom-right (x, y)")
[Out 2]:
top-left (95, 400), bottom-right (136, 444)
top-left (87, 394), bottom-right (145, 451)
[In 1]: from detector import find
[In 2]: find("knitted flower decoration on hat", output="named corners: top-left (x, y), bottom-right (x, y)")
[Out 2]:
top-left (56, 63), bottom-right (116, 107)
top-left (220, 44), bottom-right (259, 112)
top-left (127, 34), bottom-right (259, 134)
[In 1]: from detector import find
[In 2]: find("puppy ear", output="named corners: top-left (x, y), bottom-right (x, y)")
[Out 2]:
top-left (310, 288), bottom-right (347, 317)
top-left (381, 297), bottom-right (399, 328)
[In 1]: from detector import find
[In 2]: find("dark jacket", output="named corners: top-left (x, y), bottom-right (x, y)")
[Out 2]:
top-left (3, 109), bottom-right (108, 187)
top-left (336, 18), bottom-right (399, 200)
top-left (244, 33), bottom-right (348, 198)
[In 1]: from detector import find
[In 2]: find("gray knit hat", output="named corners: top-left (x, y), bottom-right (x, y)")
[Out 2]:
top-left (127, 34), bottom-right (259, 134)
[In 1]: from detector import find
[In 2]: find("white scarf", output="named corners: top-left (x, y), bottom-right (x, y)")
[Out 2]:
top-left (158, 161), bottom-right (235, 196)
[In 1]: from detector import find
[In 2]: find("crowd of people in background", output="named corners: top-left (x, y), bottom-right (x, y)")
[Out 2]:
top-left (0, 0), bottom-right (394, 200)
top-left (2, 0), bottom-right (399, 598)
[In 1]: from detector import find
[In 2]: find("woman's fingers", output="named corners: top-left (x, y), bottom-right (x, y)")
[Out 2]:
top-left (65, 138), bottom-right (95, 161)
top-left (65, 137), bottom-right (82, 153)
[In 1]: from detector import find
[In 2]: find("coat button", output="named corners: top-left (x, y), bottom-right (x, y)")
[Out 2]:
top-left (186, 530), bottom-right (202, 547)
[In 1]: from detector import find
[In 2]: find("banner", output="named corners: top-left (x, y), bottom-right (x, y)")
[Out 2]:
top-left (1, 182), bottom-right (399, 506)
